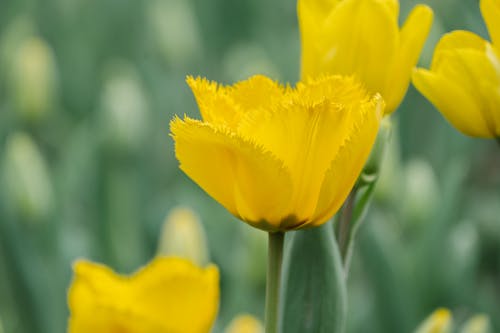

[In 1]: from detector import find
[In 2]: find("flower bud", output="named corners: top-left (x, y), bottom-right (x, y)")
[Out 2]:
top-left (100, 62), bottom-right (150, 153)
top-left (224, 314), bottom-right (264, 333)
top-left (403, 159), bottom-right (440, 223)
top-left (157, 206), bottom-right (209, 266)
top-left (415, 308), bottom-right (452, 333)
top-left (359, 116), bottom-right (392, 186)
top-left (12, 37), bottom-right (57, 122)
top-left (147, 0), bottom-right (201, 67)
top-left (3, 132), bottom-right (54, 222)
top-left (460, 315), bottom-right (491, 333)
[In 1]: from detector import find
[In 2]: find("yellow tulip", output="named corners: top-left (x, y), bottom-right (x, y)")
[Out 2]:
top-left (414, 308), bottom-right (452, 333)
top-left (67, 257), bottom-right (219, 333)
top-left (412, 0), bottom-right (500, 138)
top-left (170, 75), bottom-right (383, 232)
top-left (299, 0), bottom-right (433, 114)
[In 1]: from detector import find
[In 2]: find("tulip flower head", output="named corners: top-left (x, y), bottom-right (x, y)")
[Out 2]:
top-left (67, 257), bottom-right (219, 333)
top-left (171, 75), bottom-right (383, 232)
top-left (412, 0), bottom-right (500, 138)
top-left (299, 0), bottom-right (433, 114)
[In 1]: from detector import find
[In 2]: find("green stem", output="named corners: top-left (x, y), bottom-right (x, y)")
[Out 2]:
top-left (265, 231), bottom-right (285, 333)
top-left (337, 189), bottom-right (357, 263)
top-left (496, 137), bottom-right (500, 148)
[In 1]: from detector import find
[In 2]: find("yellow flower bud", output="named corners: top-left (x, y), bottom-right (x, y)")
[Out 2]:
top-left (3, 132), bottom-right (53, 222)
top-left (224, 314), bottom-right (264, 333)
top-left (412, 0), bottom-right (500, 138)
top-left (157, 206), bottom-right (209, 266)
top-left (415, 308), bottom-right (452, 333)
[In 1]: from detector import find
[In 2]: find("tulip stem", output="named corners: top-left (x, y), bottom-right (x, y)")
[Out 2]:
top-left (496, 137), bottom-right (500, 148)
top-left (265, 231), bottom-right (284, 333)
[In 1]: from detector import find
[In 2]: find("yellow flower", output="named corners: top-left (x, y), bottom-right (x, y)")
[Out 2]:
top-left (412, 0), bottom-right (500, 138)
top-left (170, 75), bottom-right (383, 232)
top-left (67, 257), bottom-right (219, 333)
top-left (299, 0), bottom-right (433, 114)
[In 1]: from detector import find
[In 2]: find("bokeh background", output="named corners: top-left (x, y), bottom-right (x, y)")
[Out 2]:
top-left (0, 0), bottom-right (499, 332)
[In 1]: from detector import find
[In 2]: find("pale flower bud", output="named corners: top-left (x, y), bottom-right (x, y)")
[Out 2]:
top-left (460, 315), bottom-right (491, 333)
top-left (157, 206), bottom-right (209, 266)
top-left (12, 37), bottom-right (57, 122)
top-left (3, 132), bottom-right (54, 222)
top-left (224, 314), bottom-right (264, 333)
top-left (100, 62), bottom-right (149, 153)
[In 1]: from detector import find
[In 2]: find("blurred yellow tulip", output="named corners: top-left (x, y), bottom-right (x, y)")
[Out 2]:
top-left (412, 0), bottom-right (500, 138)
top-left (224, 314), bottom-right (264, 333)
top-left (414, 308), bottom-right (452, 333)
top-left (171, 75), bottom-right (383, 231)
top-left (67, 257), bottom-right (219, 333)
top-left (299, 0), bottom-right (433, 114)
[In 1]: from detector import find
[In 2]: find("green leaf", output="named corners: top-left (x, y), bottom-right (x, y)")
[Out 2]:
top-left (280, 221), bottom-right (347, 333)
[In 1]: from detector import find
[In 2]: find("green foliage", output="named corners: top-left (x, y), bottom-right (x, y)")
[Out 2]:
top-left (281, 222), bottom-right (347, 333)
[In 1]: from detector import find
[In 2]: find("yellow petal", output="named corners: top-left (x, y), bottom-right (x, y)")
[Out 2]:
top-left (412, 69), bottom-right (492, 137)
top-left (479, 83), bottom-right (500, 136)
top-left (68, 257), bottom-right (219, 333)
top-left (384, 5), bottom-right (433, 113)
top-left (187, 75), bottom-right (286, 130)
top-left (431, 31), bottom-right (488, 70)
top-left (297, 0), bottom-right (332, 77)
top-left (481, 0), bottom-right (500, 47)
top-left (229, 74), bottom-right (287, 114)
top-left (310, 95), bottom-right (383, 227)
top-left (170, 117), bottom-right (293, 231)
top-left (306, 0), bottom-right (398, 93)
top-left (435, 49), bottom-right (500, 135)
top-left (187, 76), bottom-right (242, 128)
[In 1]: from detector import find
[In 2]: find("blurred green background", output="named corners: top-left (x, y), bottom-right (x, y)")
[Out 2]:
top-left (0, 0), bottom-right (499, 332)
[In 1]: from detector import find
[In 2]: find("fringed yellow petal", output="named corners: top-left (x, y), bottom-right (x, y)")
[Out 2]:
top-left (171, 117), bottom-right (293, 231)
top-left (187, 75), bottom-right (286, 130)
top-left (385, 5), bottom-right (433, 112)
top-left (229, 74), bottom-right (287, 112)
top-left (186, 76), bottom-right (242, 128)
top-left (68, 257), bottom-right (219, 333)
top-left (481, 0), bottom-right (500, 48)
top-left (310, 95), bottom-right (384, 227)
top-left (412, 69), bottom-right (492, 137)
top-left (309, 0), bottom-right (398, 93)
